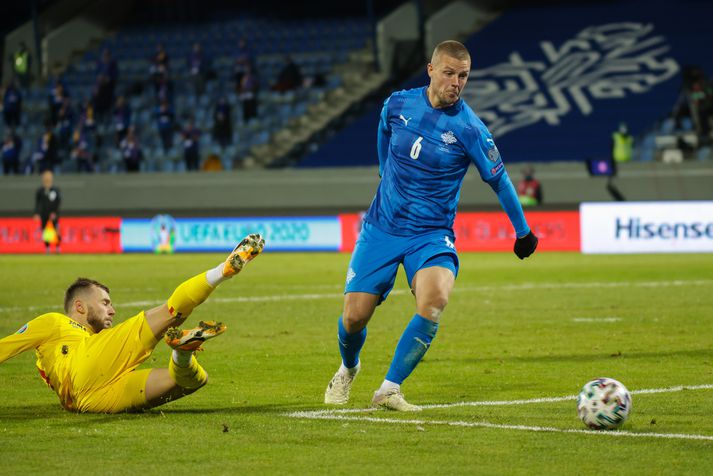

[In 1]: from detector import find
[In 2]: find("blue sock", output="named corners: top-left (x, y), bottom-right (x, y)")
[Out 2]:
top-left (385, 314), bottom-right (439, 385)
top-left (338, 315), bottom-right (366, 369)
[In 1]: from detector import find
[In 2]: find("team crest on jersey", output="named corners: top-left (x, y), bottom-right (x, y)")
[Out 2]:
top-left (441, 131), bottom-right (457, 145)
top-left (486, 137), bottom-right (501, 162)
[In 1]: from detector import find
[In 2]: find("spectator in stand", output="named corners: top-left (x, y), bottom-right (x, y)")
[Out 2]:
top-left (517, 166), bottom-right (542, 207)
top-left (120, 126), bottom-right (143, 172)
top-left (10, 42), bottom-right (31, 89)
top-left (272, 55), bottom-right (303, 92)
top-left (233, 37), bottom-right (254, 87)
top-left (181, 117), bottom-right (201, 171)
top-left (239, 66), bottom-right (259, 122)
top-left (150, 43), bottom-right (170, 93)
top-left (2, 81), bottom-right (22, 128)
top-left (94, 48), bottom-right (119, 119)
top-left (2, 129), bottom-right (22, 175)
top-left (49, 81), bottom-right (69, 126)
top-left (188, 42), bottom-right (210, 96)
top-left (70, 126), bottom-right (94, 173)
top-left (212, 96), bottom-right (232, 148)
top-left (113, 95), bottom-right (132, 145)
top-left (155, 98), bottom-right (175, 153)
top-left (30, 119), bottom-right (59, 174)
top-left (56, 97), bottom-right (75, 163)
top-left (79, 98), bottom-right (97, 134)
top-left (674, 66), bottom-right (713, 143)
top-left (155, 75), bottom-right (174, 104)
top-left (612, 122), bottom-right (633, 163)
top-left (690, 74), bottom-right (712, 143)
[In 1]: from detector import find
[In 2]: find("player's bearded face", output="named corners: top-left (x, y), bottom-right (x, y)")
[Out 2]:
top-left (86, 287), bottom-right (115, 332)
top-left (427, 54), bottom-right (471, 108)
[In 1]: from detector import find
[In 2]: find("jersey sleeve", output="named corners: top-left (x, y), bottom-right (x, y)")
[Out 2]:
top-left (489, 171), bottom-right (531, 237)
top-left (376, 97), bottom-right (392, 178)
top-left (465, 126), bottom-right (530, 237)
top-left (465, 126), bottom-right (505, 183)
top-left (0, 315), bottom-right (56, 364)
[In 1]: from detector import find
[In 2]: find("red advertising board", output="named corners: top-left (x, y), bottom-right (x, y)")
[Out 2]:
top-left (339, 212), bottom-right (365, 252)
top-left (338, 211), bottom-right (580, 252)
top-left (453, 211), bottom-right (580, 251)
top-left (0, 217), bottom-right (122, 254)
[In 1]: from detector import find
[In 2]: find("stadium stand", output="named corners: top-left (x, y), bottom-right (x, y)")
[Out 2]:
top-left (1, 11), bottom-right (383, 173)
top-left (298, 0), bottom-right (713, 167)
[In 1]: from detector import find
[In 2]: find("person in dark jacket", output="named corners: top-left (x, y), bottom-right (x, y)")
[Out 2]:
top-left (33, 170), bottom-right (62, 253)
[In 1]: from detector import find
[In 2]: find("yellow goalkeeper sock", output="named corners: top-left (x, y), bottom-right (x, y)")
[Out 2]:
top-left (166, 272), bottom-right (214, 319)
top-left (169, 353), bottom-right (208, 389)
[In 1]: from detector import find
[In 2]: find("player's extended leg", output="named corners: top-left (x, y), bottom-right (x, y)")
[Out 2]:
top-left (372, 266), bottom-right (454, 411)
top-left (143, 233), bottom-right (265, 339)
top-left (324, 292), bottom-right (379, 404)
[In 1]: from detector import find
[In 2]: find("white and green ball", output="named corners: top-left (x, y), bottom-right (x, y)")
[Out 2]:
top-left (577, 378), bottom-right (632, 430)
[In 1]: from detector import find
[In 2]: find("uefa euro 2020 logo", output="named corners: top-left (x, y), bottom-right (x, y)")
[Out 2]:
top-left (150, 214), bottom-right (177, 254)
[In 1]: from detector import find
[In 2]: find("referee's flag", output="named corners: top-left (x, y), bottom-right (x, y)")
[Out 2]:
top-left (42, 221), bottom-right (58, 245)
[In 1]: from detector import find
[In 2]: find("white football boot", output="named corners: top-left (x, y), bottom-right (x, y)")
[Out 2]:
top-left (324, 363), bottom-right (361, 405)
top-left (372, 388), bottom-right (422, 412)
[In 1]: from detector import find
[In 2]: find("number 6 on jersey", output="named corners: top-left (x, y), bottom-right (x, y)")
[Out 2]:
top-left (410, 136), bottom-right (423, 160)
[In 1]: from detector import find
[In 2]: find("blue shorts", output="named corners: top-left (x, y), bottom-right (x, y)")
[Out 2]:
top-left (344, 221), bottom-right (459, 304)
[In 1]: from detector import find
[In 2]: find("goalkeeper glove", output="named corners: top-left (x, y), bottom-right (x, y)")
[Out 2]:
top-left (514, 231), bottom-right (538, 259)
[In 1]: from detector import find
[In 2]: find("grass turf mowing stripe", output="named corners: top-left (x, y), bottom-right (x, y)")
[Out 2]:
top-left (1, 279), bottom-right (710, 314)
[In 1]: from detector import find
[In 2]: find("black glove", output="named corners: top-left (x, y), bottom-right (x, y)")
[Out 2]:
top-left (514, 231), bottom-right (538, 259)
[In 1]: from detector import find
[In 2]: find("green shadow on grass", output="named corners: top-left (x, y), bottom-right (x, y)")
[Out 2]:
top-left (0, 402), bottom-right (317, 427)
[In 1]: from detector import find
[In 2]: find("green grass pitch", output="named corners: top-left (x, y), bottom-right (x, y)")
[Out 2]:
top-left (1, 251), bottom-right (712, 474)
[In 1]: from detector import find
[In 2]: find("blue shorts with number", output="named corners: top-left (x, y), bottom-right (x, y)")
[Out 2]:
top-left (344, 221), bottom-right (459, 304)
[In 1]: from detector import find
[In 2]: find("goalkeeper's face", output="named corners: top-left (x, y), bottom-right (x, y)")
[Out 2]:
top-left (427, 54), bottom-right (471, 108)
top-left (85, 286), bottom-right (115, 333)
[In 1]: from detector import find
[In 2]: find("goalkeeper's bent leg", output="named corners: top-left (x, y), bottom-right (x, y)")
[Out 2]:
top-left (169, 353), bottom-right (208, 389)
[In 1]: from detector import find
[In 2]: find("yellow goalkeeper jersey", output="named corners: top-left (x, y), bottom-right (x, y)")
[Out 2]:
top-left (0, 312), bottom-right (93, 406)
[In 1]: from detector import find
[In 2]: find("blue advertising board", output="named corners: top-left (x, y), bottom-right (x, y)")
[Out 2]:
top-left (121, 216), bottom-right (342, 252)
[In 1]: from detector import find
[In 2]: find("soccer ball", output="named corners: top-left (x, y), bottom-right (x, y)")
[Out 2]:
top-left (577, 378), bottom-right (632, 430)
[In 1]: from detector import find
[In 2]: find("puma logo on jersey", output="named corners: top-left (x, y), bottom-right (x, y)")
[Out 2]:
top-left (346, 267), bottom-right (356, 285)
top-left (399, 115), bottom-right (411, 126)
top-left (444, 236), bottom-right (455, 250)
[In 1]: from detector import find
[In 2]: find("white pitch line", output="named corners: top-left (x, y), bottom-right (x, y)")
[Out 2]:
top-left (0, 279), bottom-right (710, 314)
top-left (286, 413), bottom-right (713, 442)
top-left (286, 384), bottom-right (713, 442)
top-left (289, 383), bottom-right (713, 416)
top-left (572, 317), bottom-right (622, 323)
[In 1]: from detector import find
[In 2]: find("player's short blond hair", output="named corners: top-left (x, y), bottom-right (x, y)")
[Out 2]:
top-left (64, 278), bottom-right (110, 313)
top-left (431, 40), bottom-right (471, 65)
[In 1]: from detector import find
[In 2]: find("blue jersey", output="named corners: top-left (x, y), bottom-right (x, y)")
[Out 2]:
top-left (364, 86), bottom-right (529, 237)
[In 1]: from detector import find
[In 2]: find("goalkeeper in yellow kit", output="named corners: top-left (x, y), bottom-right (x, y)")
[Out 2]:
top-left (0, 234), bottom-right (265, 413)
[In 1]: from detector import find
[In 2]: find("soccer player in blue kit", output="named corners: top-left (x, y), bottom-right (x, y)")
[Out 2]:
top-left (324, 40), bottom-right (539, 411)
